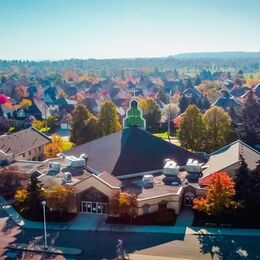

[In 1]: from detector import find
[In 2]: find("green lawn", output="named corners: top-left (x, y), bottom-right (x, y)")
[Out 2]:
top-left (153, 132), bottom-right (177, 140)
top-left (62, 140), bottom-right (74, 151)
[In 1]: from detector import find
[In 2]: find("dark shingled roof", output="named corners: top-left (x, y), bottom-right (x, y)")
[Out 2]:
top-left (0, 127), bottom-right (51, 156)
top-left (65, 127), bottom-right (206, 177)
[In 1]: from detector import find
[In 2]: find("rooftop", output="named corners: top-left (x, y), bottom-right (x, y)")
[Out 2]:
top-left (65, 127), bottom-right (206, 177)
top-left (0, 127), bottom-right (51, 156)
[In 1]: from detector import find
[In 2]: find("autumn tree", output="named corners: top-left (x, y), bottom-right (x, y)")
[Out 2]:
top-left (44, 134), bottom-right (63, 158)
top-left (193, 172), bottom-right (238, 218)
top-left (108, 191), bottom-right (120, 216)
top-left (44, 185), bottom-right (75, 216)
top-left (18, 98), bottom-right (32, 109)
top-left (118, 192), bottom-right (138, 221)
top-left (32, 119), bottom-right (45, 130)
top-left (0, 166), bottom-right (26, 193)
top-left (70, 104), bottom-right (98, 145)
top-left (203, 106), bottom-right (232, 152)
top-left (177, 105), bottom-right (205, 151)
top-left (97, 101), bottom-right (121, 137)
top-left (139, 99), bottom-right (161, 131)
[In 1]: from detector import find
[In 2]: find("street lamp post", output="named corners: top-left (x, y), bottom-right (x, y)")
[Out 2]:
top-left (41, 201), bottom-right (48, 249)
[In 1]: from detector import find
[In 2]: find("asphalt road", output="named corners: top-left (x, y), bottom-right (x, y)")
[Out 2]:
top-left (1, 209), bottom-right (260, 259)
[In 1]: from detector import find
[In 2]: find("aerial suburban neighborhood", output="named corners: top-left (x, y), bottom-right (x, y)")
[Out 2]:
top-left (1, 0), bottom-right (260, 259)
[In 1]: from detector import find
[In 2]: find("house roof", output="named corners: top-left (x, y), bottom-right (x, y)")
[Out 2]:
top-left (202, 140), bottom-right (260, 178)
top-left (65, 127), bottom-right (206, 177)
top-left (0, 127), bottom-right (51, 156)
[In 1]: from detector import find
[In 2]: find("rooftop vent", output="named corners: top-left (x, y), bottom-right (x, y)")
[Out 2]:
top-left (63, 172), bottom-right (72, 183)
top-left (186, 159), bottom-right (202, 173)
top-left (163, 159), bottom-right (179, 176)
top-left (142, 175), bottom-right (154, 189)
top-left (66, 156), bottom-right (85, 168)
top-left (50, 162), bottom-right (60, 172)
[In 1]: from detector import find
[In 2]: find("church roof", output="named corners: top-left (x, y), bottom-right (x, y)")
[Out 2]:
top-left (65, 127), bottom-right (206, 177)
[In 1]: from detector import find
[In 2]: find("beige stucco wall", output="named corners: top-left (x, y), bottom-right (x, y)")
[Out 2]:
top-left (72, 175), bottom-right (120, 213)
top-left (137, 188), bottom-right (184, 216)
top-left (15, 145), bottom-right (45, 161)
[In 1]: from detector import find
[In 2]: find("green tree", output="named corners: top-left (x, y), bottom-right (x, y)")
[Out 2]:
top-left (234, 156), bottom-right (251, 207)
top-left (70, 104), bottom-right (98, 145)
top-left (140, 99), bottom-right (161, 131)
top-left (203, 106), bottom-right (232, 152)
top-left (97, 101), bottom-right (121, 137)
top-left (236, 91), bottom-right (260, 145)
top-left (177, 105), bottom-right (205, 151)
top-left (179, 95), bottom-right (189, 113)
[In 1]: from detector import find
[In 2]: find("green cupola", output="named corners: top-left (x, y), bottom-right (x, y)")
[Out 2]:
top-left (123, 99), bottom-right (146, 130)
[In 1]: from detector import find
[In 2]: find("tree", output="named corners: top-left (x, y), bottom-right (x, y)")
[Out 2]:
top-left (32, 119), bottom-right (45, 130)
top-left (118, 192), bottom-right (137, 221)
top-left (203, 106), bottom-right (232, 152)
top-left (44, 134), bottom-right (63, 158)
top-left (97, 101), bottom-right (121, 137)
top-left (234, 156), bottom-right (251, 207)
top-left (70, 104), bottom-right (98, 145)
top-left (44, 185), bottom-right (75, 216)
top-left (236, 91), bottom-right (260, 145)
top-left (162, 103), bottom-right (180, 123)
top-left (179, 95), bottom-right (189, 113)
top-left (177, 105), bottom-right (205, 151)
top-left (109, 191), bottom-right (120, 216)
top-left (15, 189), bottom-right (28, 203)
top-left (24, 172), bottom-right (44, 215)
top-left (193, 172), bottom-right (238, 218)
top-left (0, 166), bottom-right (26, 193)
top-left (139, 99), bottom-right (161, 131)
top-left (18, 98), bottom-right (32, 109)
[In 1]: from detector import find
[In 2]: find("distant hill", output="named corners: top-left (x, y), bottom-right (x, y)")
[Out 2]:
top-left (173, 52), bottom-right (260, 59)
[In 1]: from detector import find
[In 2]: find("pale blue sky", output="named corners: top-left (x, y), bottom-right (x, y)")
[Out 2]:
top-left (0, 0), bottom-right (259, 60)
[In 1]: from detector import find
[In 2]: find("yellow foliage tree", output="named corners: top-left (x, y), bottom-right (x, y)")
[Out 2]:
top-left (44, 134), bottom-right (63, 158)
top-left (15, 189), bottom-right (28, 203)
top-left (18, 98), bottom-right (32, 109)
top-left (32, 119), bottom-right (45, 130)
top-left (118, 191), bottom-right (138, 220)
top-left (44, 185), bottom-right (75, 215)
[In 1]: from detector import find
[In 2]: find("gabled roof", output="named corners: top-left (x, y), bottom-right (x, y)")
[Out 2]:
top-left (202, 140), bottom-right (260, 178)
top-left (65, 127), bottom-right (206, 177)
top-left (0, 127), bottom-right (51, 156)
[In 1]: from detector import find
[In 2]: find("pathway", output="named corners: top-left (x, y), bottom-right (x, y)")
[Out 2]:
top-left (175, 207), bottom-right (194, 227)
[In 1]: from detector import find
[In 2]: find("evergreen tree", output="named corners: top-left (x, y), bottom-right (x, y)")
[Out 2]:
top-left (194, 74), bottom-right (201, 86)
top-left (234, 156), bottom-right (251, 207)
top-left (179, 95), bottom-right (189, 113)
top-left (98, 101), bottom-right (121, 137)
top-left (25, 172), bottom-right (44, 215)
top-left (173, 69), bottom-right (179, 79)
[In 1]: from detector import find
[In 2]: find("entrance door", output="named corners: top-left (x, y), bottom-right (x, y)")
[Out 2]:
top-left (80, 201), bottom-right (108, 214)
top-left (185, 195), bottom-right (194, 206)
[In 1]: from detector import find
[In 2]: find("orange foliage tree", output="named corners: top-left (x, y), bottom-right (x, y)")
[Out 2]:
top-left (193, 172), bottom-right (238, 218)
top-left (44, 134), bottom-right (63, 158)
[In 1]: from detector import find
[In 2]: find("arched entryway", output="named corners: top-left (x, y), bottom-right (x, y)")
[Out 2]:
top-left (184, 191), bottom-right (195, 207)
top-left (79, 187), bottom-right (109, 214)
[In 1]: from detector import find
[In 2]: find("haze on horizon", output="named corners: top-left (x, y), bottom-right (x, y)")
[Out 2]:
top-left (1, 0), bottom-right (260, 60)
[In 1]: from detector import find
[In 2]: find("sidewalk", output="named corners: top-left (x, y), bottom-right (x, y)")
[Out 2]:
top-left (2, 196), bottom-right (260, 237)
